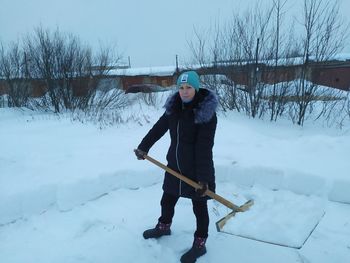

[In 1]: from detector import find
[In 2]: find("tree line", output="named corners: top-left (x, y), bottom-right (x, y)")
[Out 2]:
top-left (0, 26), bottom-right (128, 120)
top-left (188, 0), bottom-right (350, 127)
top-left (1, 0), bottom-right (350, 127)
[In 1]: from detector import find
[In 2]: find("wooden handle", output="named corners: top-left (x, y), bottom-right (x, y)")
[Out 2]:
top-left (143, 154), bottom-right (242, 212)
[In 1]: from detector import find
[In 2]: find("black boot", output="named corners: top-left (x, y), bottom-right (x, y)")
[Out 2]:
top-left (143, 221), bottom-right (171, 239)
top-left (180, 236), bottom-right (207, 263)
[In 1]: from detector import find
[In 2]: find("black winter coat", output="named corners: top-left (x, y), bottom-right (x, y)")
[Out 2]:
top-left (138, 88), bottom-right (218, 199)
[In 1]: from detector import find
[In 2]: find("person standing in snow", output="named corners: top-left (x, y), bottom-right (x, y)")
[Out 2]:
top-left (134, 70), bottom-right (218, 263)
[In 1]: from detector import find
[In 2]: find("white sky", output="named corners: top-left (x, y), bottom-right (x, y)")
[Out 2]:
top-left (1, 0), bottom-right (349, 67)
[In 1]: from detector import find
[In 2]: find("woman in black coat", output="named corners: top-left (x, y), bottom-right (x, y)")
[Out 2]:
top-left (135, 71), bottom-right (218, 263)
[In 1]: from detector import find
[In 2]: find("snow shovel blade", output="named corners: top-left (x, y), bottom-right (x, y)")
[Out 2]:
top-left (215, 199), bottom-right (254, 232)
top-left (141, 152), bottom-right (254, 230)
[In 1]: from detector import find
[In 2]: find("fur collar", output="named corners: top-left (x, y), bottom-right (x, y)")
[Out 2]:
top-left (164, 89), bottom-right (218, 124)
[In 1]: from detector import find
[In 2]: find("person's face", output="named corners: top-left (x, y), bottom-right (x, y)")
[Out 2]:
top-left (179, 84), bottom-right (196, 102)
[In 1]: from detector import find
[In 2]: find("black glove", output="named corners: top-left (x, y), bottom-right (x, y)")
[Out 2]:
top-left (196, 181), bottom-right (208, 197)
top-left (134, 148), bottom-right (147, 160)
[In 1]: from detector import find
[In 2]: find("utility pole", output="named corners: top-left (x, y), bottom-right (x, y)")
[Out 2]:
top-left (254, 38), bottom-right (260, 87)
top-left (175, 54), bottom-right (179, 74)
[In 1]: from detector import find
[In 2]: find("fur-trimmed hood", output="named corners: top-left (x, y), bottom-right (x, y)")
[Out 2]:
top-left (164, 89), bottom-right (218, 124)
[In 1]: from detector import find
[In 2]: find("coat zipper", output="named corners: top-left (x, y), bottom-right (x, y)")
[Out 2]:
top-left (176, 120), bottom-right (182, 196)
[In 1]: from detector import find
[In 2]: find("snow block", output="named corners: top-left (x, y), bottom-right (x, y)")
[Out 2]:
top-left (216, 164), bottom-right (284, 190)
top-left (20, 184), bottom-right (56, 217)
top-left (0, 194), bottom-right (22, 225)
top-left (283, 171), bottom-right (326, 196)
top-left (328, 179), bottom-right (350, 204)
top-left (56, 178), bottom-right (106, 211)
top-left (216, 164), bottom-right (255, 187)
top-left (248, 166), bottom-right (284, 190)
top-left (0, 185), bottom-right (56, 225)
top-left (99, 168), bottom-right (161, 192)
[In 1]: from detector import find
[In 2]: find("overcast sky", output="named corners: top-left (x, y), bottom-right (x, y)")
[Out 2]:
top-left (1, 0), bottom-right (349, 67)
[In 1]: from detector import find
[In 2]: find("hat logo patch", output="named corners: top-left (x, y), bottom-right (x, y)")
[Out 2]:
top-left (180, 74), bottom-right (188, 83)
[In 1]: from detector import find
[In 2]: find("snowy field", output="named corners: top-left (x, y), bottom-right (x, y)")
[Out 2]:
top-left (1, 92), bottom-right (350, 263)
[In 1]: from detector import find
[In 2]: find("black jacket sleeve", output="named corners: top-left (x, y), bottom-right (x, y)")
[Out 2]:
top-left (195, 113), bottom-right (217, 182)
top-left (137, 112), bottom-right (169, 153)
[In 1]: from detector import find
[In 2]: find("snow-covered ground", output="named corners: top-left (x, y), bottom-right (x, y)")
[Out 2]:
top-left (1, 92), bottom-right (350, 263)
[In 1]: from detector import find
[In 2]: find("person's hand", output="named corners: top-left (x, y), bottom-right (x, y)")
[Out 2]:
top-left (134, 149), bottom-right (147, 160)
top-left (196, 181), bottom-right (208, 197)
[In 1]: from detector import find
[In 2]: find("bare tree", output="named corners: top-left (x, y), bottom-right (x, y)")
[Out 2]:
top-left (268, 0), bottom-right (291, 121)
top-left (291, 0), bottom-right (348, 125)
top-left (1, 26), bottom-right (131, 127)
top-left (77, 44), bottom-right (123, 111)
top-left (22, 26), bottom-right (124, 114)
top-left (0, 42), bottom-right (31, 108)
top-left (314, 88), bottom-right (348, 127)
top-left (346, 93), bottom-right (350, 126)
top-left (23, 27), bottom-right (63, 112)
top-left (189, 3), bottom-right (276, 118)
top-left (75, 86), bottom-right (129, 127)
top-left (188, 27), bottom-right (210, 67)
top-left (221, 4), bottom-right (275, 118)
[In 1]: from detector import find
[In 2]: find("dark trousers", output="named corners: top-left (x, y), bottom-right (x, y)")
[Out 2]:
top-left (158, 192), bottom-right (209, 238)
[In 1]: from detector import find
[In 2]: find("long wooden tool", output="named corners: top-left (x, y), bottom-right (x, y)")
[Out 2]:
top-left (143, 153), bottom-right (254, 231)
